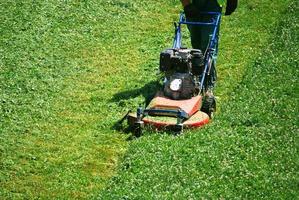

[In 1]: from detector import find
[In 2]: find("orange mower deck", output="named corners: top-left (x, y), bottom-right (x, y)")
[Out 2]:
top-left (149, 91), bottom-right (202, 117)
top-left (128, 91), bottom-right (210, 130)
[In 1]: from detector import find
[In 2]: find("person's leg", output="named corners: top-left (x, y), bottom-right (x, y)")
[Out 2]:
top-left (200, 0), bottom-right (221, 89)
top-left (187, 21), bottom-right (202, 50)
top-left (186, 0), bottom-right (205, 51)
top-left (188, 0), bottom-right (222, 52)
top-left (198, 0), bottom-right (222, 51)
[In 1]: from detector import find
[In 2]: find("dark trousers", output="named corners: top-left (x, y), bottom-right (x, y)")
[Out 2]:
top-left (187, 0), bottom-right (222, 51)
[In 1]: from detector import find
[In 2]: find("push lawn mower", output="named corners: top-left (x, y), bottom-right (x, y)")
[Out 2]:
top-left (122, 12), bottom-right (221, 136)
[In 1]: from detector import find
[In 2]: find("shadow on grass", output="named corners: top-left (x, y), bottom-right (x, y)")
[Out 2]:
top-left (111, 80), bottom-right (161, 106)
top-left (111, 80), bottom-right (161, 134)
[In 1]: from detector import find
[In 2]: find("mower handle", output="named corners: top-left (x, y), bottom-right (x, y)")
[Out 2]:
top-left (173, 12), bottom-right (221, 49)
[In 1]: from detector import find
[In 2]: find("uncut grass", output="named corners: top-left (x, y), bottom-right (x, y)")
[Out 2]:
top-left (99, 1), bottom-right (298, 199)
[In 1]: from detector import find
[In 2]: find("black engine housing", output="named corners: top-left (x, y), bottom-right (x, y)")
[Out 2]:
top-left (160, 48), bottom-right (204, 76)
top-left (159, 48), bottom-right (204, 100)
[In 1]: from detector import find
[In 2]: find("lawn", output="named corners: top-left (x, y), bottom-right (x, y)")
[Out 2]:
top-left (0, 0), bottom-right (298, 199)
top-left (99, 0), bottom-right (299, 199)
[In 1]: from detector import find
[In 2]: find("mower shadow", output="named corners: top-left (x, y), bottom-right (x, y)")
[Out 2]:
top-left (111, 80), bottom-right (161, 135)
top-left (111, 80), bottom-right (161, 106)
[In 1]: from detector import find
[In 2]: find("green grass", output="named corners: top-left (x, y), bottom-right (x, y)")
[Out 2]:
top-left (99, 1), bottom-right (299, 199)
top-left (0, 0), bottom-right (298, 199)
top-left (0, 1), bottom-right (180, 199)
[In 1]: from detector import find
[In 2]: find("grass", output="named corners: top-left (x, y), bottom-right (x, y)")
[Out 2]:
top-left (0, 1), bottom-right (179, 199)
top-left (99, 1), bottom-right (298, 199)
top-left (0, 0), bottom-right (297, 199)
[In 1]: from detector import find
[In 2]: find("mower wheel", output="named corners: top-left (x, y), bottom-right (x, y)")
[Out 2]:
top-left (174, 124), bottom-right (183, 134)
top-left (201, 95), bottom-right (216, 119)
top-left (133, 121), bottom-right (144, 137)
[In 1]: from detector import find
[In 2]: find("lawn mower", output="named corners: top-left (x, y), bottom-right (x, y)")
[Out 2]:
top-left (122, 12), bottom-right (221, 136)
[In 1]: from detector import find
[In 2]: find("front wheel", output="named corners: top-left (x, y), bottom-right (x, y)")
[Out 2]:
top-left (201, 94), bottom-right (216, 119)
top-left (133, 121), bottom-right (144, 137)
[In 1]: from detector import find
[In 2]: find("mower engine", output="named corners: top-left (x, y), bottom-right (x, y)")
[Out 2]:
top-left (160, 48), bottom-right (204, 100)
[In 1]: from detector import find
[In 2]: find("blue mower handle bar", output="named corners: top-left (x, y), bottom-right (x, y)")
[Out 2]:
top-left (173, 12), bottom-right (221, 49)
top-left (178, 12), bottom-right (221, 26)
